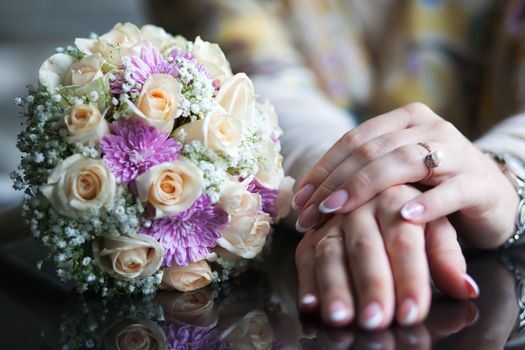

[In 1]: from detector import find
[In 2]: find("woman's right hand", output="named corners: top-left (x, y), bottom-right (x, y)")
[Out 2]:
top-left (295, 185), bottom-right (479, 329)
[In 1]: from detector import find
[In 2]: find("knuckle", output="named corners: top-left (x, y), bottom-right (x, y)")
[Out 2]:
top-left (350, 171), bottom-right (372, 194)
top-left (403, 102), bottom-right (432, 116)
top-left (309, 165), bottom-right (330, 183)
top-left (387, 231), bottom-right (418, 254)
top-left (315, 239), bottom-right (342, 260)
top-left (396, 145), bottom-right (421, 165)
top-left (341, 129), bottom-right (365, 151)
top-left (347, 234), bottom-right (375, 256)
top-left (357, 140), bottom-right (384, 163)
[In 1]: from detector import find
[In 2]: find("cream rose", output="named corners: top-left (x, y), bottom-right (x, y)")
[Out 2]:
top-left (274, 176), bottom-right (295, 222)
top-left (38, 53), bottom-right (104, 92)
top-left (92, 234), bottom-right (164, 280)
top-left (191, 36), bottom-right (233, 84)
top-left (64, 104), bottom-right (109, 143)
top-left (140, 25), bottom-right (177, 51)
top-left (40, 155), bottom-right (116, 217)
top-left (161, 260), bottom-right (213, 292)
top-left (75, 22), bottom-right (142, 64)
top-left (219, 310), bottom-right (273, 350)
top-left (217, 180), bottom-right (271, 259)
top-left (157, 288), bottom-right (217, 327)
top-left (215, 73), bottom-right (256, 126)
top-left (135, 157), bottom-right (204, 219)
top-left (103, 318), bottom-right (167, 350)
top-left (218, 212), bottom-right (272, 260)
top-left (256, 141), bottom-right (285, 190)
top-left (127, 73), bottom-right (182, 133)
top-left (174, 106), bottom-right (243, 156)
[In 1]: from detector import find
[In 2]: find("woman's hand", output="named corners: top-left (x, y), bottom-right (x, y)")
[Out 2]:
top-left (293, 103), bottom-right (519, 248)
top-left (295, 185), bottom-right (478, 330)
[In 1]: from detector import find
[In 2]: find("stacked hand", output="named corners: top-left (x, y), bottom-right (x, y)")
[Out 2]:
top-left (293, 103), bottom-right (519, 328)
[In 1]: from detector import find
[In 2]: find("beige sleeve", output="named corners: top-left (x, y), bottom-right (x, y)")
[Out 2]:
top-left (475, 113), bottom-right (525, 176)
top-left (251, 66), bottom-right (356, 226)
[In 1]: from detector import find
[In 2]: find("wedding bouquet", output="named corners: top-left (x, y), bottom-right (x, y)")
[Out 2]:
top-left (12, 23), bottom-right (294, 296)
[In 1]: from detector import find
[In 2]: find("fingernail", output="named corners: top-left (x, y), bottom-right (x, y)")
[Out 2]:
top-left (301, 293), bottom-right (318, 306)
top-left (398, 298), bottom-right (418, 326)
top-left (329, 300), bottom-right (351, 323)
top-left (319, 189), bottom-right (349, 214)
top-left (464, 274), bottom-right (480, 298)
top-left (400, 202), bottom-right (425, 220)
top-left (466, 302), bottom-right (479, 326)
top-left (361, 302), bottom-right (384, 330)
top-left (292, 184), bottom-right (316, 210)
top-left (295, 204), bottom-right (320, 233)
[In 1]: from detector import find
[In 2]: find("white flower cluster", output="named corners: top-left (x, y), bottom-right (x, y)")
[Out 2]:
top-left (181, 140), bottom-right (229, 203)
top-left (175, 55), bottom-right (216, 121)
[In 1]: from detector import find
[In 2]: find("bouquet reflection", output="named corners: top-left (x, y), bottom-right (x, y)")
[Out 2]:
top-left (48, 272), bottom-right (279, 350)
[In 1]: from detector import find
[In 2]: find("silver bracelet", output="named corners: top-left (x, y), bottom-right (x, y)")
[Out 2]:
top-left (485, 153), bottom-right (525, 247)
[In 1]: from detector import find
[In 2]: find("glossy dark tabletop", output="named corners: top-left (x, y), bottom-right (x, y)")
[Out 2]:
top-left (1, 222), bottom-right (525, 349)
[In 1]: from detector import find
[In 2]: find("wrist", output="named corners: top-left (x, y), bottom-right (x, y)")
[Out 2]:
top-left (484, 152), bottom-right (525, 247)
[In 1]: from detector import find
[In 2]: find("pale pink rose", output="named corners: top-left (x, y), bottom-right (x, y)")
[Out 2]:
top-left (64, 104), bottom-right (109, 143)
top-left (92, 234), bottom-right (164, 280)
top-left (161, 260), bottom-right (213, 292)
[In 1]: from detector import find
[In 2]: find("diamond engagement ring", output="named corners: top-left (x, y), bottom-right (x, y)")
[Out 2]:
top-left (417, 142), bottom-right (444, 181)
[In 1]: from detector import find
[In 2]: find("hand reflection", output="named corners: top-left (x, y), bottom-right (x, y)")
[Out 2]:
top-left (298, 252), bottom-right (521, 349)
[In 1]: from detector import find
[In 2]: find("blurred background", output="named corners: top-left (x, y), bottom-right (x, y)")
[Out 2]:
top-left (0, 0), bottom-right (147, 211)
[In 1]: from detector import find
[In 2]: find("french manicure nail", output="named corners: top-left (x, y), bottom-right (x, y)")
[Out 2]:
top-left (295, 204), bottom-right (320, 233)
top-left (464, 274), bottom-right (480, 298)
top-left (466, 302), bottom-right (479, 325)
top-left (319, 189), bottom-right (349, 214)
top-left (301, 293), bottom-right (318, 306)
top-left (292, 184), bottom-right (316, 210)
top-left (330, 300), bottom-right (351, 323)
top-left (361, 302), bottom-right (384, 330)
top-left (399, 298), bottom-right (418, 326)
top-left (400, 202), bottom-right (425, 220)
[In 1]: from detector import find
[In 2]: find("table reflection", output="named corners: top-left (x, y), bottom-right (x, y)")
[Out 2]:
top-left (2, 232), bottom-right (525, 349)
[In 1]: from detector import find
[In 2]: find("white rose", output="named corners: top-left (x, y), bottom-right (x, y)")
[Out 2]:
top-left (219, 179), bottom-right (260, 217)
top-left (219, 310), bottom-right (273, 350)
top-left (93, 234), bottom-right (164, 280)
top-left (161, 260), bottom-right (213, 292)
top-left (40, 155), bottom-right (116, 217)
top-left (135, 157), bottom-right (204, 219)
top-left (274, 176), bottom-right (295, 222)
top-left (218, 213), bottom-right (272, 259)
top-left (127, 73), bottom-right (182, 133)
top-left (217, 180), bottom-right (270, 259)
top-left (69, 54), bottom-right (105, 86)
top-left (38, 53), bottom-right (104, 92)
top-left (76, 23), bottom-right (141, 65)
top-left (38, 53), bottom-right (76, 92)
top-left (215, 73), bottom-right (256, 127)
top-left (256, 141), bottom-right (284, 189)
top-left (64, 104), bottom-right (109, 143)
top-left (174, 106), bottom-right (243, 156)
top-left (191, 36), bottom-right (233, 84)
top-left (140, 25), bottom-right (176, 51)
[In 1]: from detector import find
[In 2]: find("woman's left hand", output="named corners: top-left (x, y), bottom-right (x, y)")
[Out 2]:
top-left (293, 102), bottom-right (519, 248)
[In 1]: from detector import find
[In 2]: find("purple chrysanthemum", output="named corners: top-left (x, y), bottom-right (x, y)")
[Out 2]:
top-left (111, 45), bottom-right (179, 94)
top-left (100, 119), bottom-right (182, 183)
top-left (141, 195), bottom-right (228, 267)
top-left (248, 179), bottom-right (279, 218)
top-left (164, 324), bottom-right (229, 350)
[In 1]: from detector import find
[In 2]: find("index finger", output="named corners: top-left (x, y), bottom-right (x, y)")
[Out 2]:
top-left (294, 103), bottom-right (440, 209)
